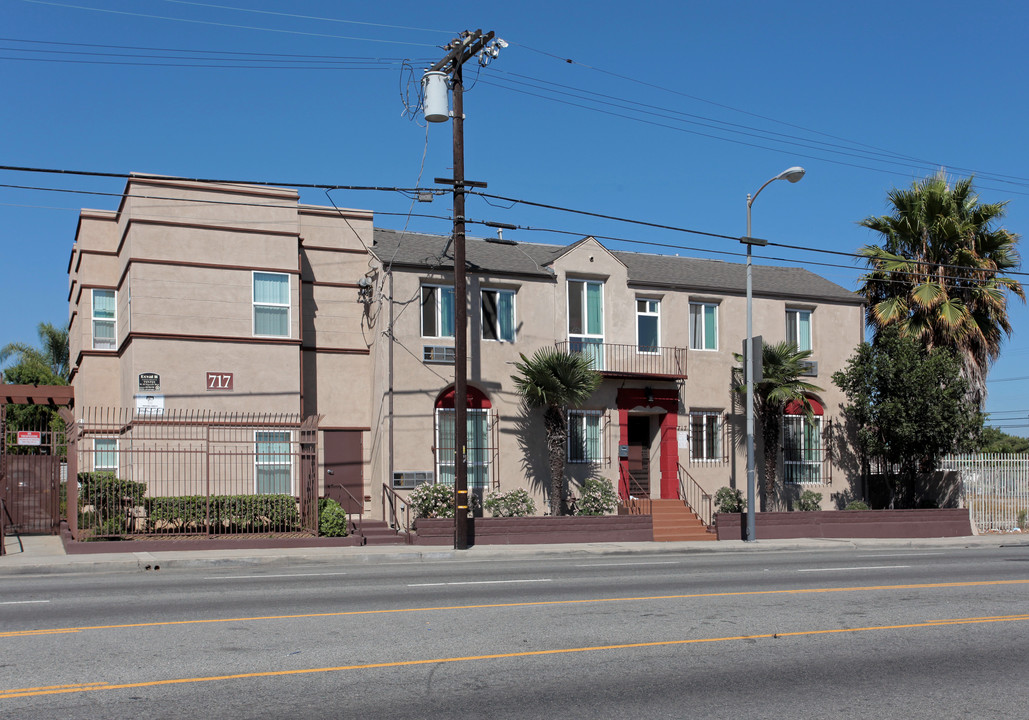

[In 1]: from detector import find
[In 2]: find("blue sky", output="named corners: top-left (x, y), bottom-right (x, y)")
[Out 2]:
top-left (3, 0), bottom-right (1028, 433)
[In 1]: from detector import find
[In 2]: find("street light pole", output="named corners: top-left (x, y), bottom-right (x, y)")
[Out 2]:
top-left (742, 166), bottom-right (805, 542)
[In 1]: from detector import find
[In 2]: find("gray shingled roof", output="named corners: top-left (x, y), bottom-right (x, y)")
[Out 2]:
top-left (372, 228), bottom-right (862, 305)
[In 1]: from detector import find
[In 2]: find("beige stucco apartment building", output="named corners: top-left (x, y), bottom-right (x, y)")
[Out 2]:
top-left (69, 177), bottom-right (865, 521)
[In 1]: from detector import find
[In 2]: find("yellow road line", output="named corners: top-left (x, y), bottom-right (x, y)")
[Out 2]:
top-left (4, 613), bottom-right (1028, 700)
top-left (1, 578), bottom-right (1026, 640)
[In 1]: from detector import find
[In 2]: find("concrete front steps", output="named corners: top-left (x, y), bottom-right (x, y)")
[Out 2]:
top-left (354, 520), bottom-right (408, 546)
top-left (650, 499), bottom-right (715, 542)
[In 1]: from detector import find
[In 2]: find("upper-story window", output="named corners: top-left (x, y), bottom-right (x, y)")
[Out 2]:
top-left (636, 298), bottom-right (659, 353)
top-left (92, 289), bottom-right (116, 350)
top-left (568, 280), bottom-right (604, 369)
top-left (253, 272), bottom-right (290, 337)
top-left (422, 285), bottom-right (455, 338)
top-left (786, 308), bottom-right (812, 352)
top-left (689, 302), bottom-right (717, 351)
top-left (481, 289), bottom-right (515, 342)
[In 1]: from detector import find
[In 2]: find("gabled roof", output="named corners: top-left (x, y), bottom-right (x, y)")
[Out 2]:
top-left (372, 228), bottom-right (862, 304)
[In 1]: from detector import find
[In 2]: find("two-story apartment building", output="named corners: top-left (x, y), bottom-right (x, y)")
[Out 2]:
top-left (68, 178), bottom-right (864, 522)
top-left (368, 228), bottom-right (865, 515)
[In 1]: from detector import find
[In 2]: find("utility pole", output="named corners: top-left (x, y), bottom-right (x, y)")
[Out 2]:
top-left (424, 30), bottom-right (500, 550)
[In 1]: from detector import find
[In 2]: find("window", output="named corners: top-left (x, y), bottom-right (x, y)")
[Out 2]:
top-left (689, 302), bottom-right (717, 351)
top-left (94, 438), bottom-right (117, 472)
top-left (689, 412), bottom-right (723, 462)
top-left (786, 308), bottom-right (812, 352)
top-left (568, 410), bottom-right (603, 463)
top-left (92, 289), bottom-right (116, 350)
top-left (253, 272), bottom-right (290, 337)
top-left (255, 431), bottom-right (292, 494)
top-left (422, 285), bottom-right (455, 338)
top-left (435, 408), bottom-right (490, 489)
top-left (481, 289), bottom-right (515, 342)
top-left (636, 298), bottom-right (660, 353)
top-left (568, 280), bottom-right (604, 369)
top-left (783, 415), bottom-right (822, 484)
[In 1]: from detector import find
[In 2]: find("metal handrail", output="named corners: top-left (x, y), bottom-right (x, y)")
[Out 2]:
top-left (677, 463), bottom-right (713, 527)
top-left (556, 340), bottom-right (687, 378)
top-left (382, 484), bottom-right (412, 534)
top-left (326, 482), bottom-right (364, 537)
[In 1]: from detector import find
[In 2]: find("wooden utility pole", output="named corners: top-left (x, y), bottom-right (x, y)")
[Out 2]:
top-left (428, 30), bottom-right (495, 550)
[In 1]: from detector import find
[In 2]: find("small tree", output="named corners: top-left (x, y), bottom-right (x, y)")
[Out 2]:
top-left (511, 348), bottom-right (600, 516)
top-left (734, 341), bottom-right (822, 509)
top-left (832, 327), bottom-right (982, 508)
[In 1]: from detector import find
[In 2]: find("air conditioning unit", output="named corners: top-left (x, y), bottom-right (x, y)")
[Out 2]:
top-left (799, 360), bottom-right (818, 377)
top-left (393, 471), bottom-right (433, 489)
top-left (423, 345), bottom-right (456, 363)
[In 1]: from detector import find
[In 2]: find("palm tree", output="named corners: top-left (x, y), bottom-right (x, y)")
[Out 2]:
top-left (858, 172), bottom-right (1024, 408)
top-left (511, 347), bottom-right (601, 516)
top-left (735, 341), bottom-right (822, 509)
top-left (0, 321), bottom-right (70, 384)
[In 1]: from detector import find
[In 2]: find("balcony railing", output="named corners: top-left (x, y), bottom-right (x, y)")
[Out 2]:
top-left (558, 340), bottom-right (687, 379)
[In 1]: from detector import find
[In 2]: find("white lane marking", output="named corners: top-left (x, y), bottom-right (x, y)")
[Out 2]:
top-left (0, 600), bottom-right (51, 605)
top-left (408, 579), bottom-right (552, 587)
top-left (575, 562), bottom-right (679, 567)
top-left (205, 572), bottom-right (348, 580)
top-left (797, 565), bottom-right (910, 573)
top-left (855, 553), bottom-right (945, 558)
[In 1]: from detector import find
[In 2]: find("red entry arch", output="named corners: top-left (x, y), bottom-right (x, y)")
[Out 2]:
top-left (434, 385), bottom-right (492, 409)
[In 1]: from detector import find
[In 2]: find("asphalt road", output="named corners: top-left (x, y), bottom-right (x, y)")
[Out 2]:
top-left (3, 544), bottom-right (1028, 719)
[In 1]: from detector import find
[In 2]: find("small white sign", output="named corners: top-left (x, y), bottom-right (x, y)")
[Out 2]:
top-left (135, 393), bottom-right (165, 416)
top-left (17, 431), bottom-right (42, 446)
top-left (677, 429), bottom-right (689, 449)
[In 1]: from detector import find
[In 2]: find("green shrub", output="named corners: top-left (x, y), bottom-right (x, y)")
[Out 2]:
top-left (576, 478), bottom-right (617, 516)
top-left (484, 488), bottom-right (537, 517)
top-left (796, 490), bottom-right (822, 512)
top-left (1017, 509), bottom-right (1027, 531)
top-left (77, 472), bottom-right (147, 535)
top-left (409, 482), bottom-right (455, 519)
top-left (144, 494), bottom-right (301, 533)
top-left (714, 487), bottom-right (744, 514)
top-left (318, 498), bottom-right (349, 537)
top-left (844, 500), bottom-right (870, 511)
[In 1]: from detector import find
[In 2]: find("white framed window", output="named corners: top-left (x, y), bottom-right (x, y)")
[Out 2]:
top-left (689, 302), bottom-right (717, 351)
top-left (568, 280), bottom-right (604, 369)
top-left (422, 285), bottom-right (455, 338)
top-left (435, 408), bottom-right (491, 489)
top-left (255, 430), bottom-right (293, 494)
top-left (253, 272), bottom-right (290, 337)
top-left (92, 289), bottom-right (116, 350)
top-left (568, 409), bottom-right (603, 464)
top-left (93, 437), bottom-right (118, 472)
top-left (786, 308), bottom-right (812, 352)
top-left (783, 415), bottom-right (822, 484)
top-left (481, 289), bottom-right (515, 342)
top-left (689, 412), bottom-right (722, 462)
top-left (636, 298), bottom-right (660, 353)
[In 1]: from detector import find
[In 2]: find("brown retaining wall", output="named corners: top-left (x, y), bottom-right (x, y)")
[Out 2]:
top-left (715, 509), bottom-right (973, 541)
top-left (412, 515), bottom-right (654, 546)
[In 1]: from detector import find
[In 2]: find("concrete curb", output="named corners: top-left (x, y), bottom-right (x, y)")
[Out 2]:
top-left (2, 534), bottom-right (1025, 576)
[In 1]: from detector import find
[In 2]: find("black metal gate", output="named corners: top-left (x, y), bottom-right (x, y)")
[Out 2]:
top-left (1, 411), bottom-right (63, 535)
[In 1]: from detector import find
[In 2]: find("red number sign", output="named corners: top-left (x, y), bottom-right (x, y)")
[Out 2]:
top-left (206, 372), bottom-right (234, 391)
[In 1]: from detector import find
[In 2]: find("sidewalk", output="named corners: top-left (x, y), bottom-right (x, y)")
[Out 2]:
top-left (1, 532), bottom-right (1024, 576)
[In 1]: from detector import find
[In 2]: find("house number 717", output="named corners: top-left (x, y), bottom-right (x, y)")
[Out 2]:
top-left (206, 372), bottom-right (234, 390)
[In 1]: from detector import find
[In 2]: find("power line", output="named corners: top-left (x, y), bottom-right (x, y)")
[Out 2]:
top-left (18, 0), bottom-right (444, 48)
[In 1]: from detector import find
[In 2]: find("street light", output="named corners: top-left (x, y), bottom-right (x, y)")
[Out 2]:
top-left (742, 166), bottom-right (805, 542)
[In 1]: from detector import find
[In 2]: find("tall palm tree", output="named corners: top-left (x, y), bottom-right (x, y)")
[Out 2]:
top-left (511, 347), bottom-right (600, 516)
top-left (0, 321), bottom-right (70, 384)
top-left (858, 172), bottom-right (1023, 408)
top-left (735, 341), bottom-right (822, 509)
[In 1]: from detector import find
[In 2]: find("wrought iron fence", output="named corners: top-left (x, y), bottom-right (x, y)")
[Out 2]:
top-left (940, 454), bottom-right (1029, 533)
top-left (64, 408), bottom-right (319, 540)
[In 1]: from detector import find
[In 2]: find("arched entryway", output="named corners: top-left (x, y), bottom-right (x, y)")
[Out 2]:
top-left (616, 387), bottom-right (679, 501)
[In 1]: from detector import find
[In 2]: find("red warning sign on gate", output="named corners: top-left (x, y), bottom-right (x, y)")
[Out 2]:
top-left (17, 431), bottom-right (42, 446)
